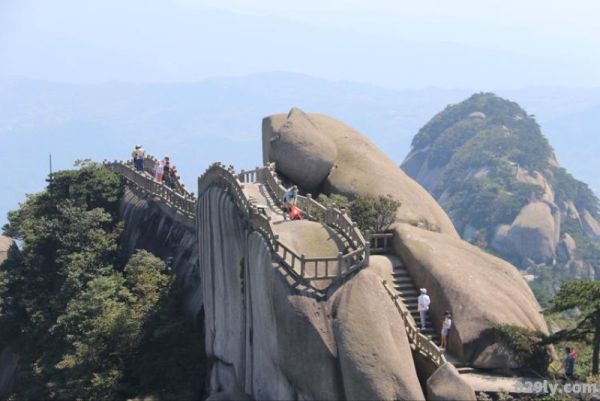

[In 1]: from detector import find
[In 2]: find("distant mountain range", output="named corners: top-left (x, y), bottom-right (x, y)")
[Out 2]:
top-left (1, 73), bottom-right (599, 227)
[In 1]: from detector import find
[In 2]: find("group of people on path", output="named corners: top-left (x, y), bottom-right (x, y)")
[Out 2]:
top-left (131, 145), bottom-right (177, 189)
top-left (418, 288), bottom-right (579, 380)
top-left (417, 288), bottom-right (452, 350)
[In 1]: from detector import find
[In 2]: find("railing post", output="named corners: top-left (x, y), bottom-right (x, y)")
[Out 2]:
top-left (337, 252), bottom-right (343, 277)
top-left (365, 243), bottom-right (371, 266)
top-left (300, 254), bottom-right (306, 277)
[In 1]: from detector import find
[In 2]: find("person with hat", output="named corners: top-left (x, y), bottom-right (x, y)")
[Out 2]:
top-left (440, 311), bottom-right (452, 350)
top-left (417, 288), bottom-right (431, 330)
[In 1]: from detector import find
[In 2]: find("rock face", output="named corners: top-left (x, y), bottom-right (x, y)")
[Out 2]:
top-left (426, 363), bottom-right (476, 401)
top-left (263, 108), bottom-right (337, 193)
top-left (582, 209), bottom-right (600, 240)
top-left (263, 109), bottom-right (459, 237)
top-left (392, 223), bottom-right (548, 365)
top-left (198, 184), bottom-right (425, 400)
top-left (504, 202), bottom-right (559, 264)
top-left (119, 187), bottom-right (201, 318)
top-left (0, 236), bottom-right (16, 264)
top-left (261, 107), bottom-right (548, 370)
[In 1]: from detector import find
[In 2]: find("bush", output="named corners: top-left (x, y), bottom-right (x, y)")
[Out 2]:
top-left (492, 324), bottom-right (551, 375)
top-left (349, 195), bottom-right (401, 233)
top-left (317, 193), bottom-right (401, 233)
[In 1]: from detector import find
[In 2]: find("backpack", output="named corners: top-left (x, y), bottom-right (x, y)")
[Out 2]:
top-left (289, 205), bottom-right (302, 220)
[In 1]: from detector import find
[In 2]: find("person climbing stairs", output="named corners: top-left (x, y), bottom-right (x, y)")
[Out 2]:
top-left (392, 262), bottom-right (440, 344)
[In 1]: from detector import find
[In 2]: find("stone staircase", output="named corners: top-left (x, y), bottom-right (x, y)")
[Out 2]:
top-left (392, 263), bottom-right (440, 345)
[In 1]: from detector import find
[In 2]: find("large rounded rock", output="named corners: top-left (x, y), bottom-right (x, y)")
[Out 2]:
top-left (392, 223), bottom-right (548, 368)
top-left (506, 202), bottom-right (559, 263)
top-left (262, 109), bottom-right (459, 237)
top-left (199, 184), bottom-right (425, 400)
top-left (426, 363), bottom-right (476, 401)
top-left (263, 108), bottom-right (337, 193)
top-left (331, 268), bottom-right (425, 401)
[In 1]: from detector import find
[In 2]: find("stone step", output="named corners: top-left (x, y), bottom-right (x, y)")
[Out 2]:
top-left (393, 278), bottom-right (414, 285)
top-left (457, 367), bottom-right (476, 374)
top-left (394, 281), bottom-right (415, 290)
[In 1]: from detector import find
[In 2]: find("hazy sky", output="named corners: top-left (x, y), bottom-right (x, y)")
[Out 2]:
top-left (1, 0), bottom-right (599, 88)
top-left (177, 0), bottom-right (600, 52)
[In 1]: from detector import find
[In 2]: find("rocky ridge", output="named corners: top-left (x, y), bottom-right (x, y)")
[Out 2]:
top-left (401, 93), bottom-right (600, 284)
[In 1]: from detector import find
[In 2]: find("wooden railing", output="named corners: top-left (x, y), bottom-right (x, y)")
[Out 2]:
top-left (382, 280), bottom-right (447, 367)
top-left (369, 233), bottom-right (394, 254)
top-left (104, 160), bottom-right (196, 220)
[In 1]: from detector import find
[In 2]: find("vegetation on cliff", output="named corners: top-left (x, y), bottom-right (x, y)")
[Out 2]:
top-left (0, 163), bottom-right (204, 400)
top-left (403, 93), bottom-right (600, 299)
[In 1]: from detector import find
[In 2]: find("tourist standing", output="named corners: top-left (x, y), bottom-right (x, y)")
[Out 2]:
top-left (155, 157), bottom-right (166, 182)
top-left (132, 145), bottom-right (146, 171)
top-left (563, 347), bottom-right (576, 380)
top-left (440, 311), bottom-right (452, 350)
top-left (417, 288), bottom-right (430, 330)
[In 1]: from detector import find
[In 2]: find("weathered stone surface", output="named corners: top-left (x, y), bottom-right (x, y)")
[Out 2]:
top-left (0, 236), bottom-right (15, 264)
top-left (557, 233), bottom-right (577, 262)
top-left (263, 109), bottom-right (459, 237)
top-left (581, 209), bottom-right (600, 240)
top-left (205, 390), bottom-right (254, 401)
top-left (262, 108), bottom-right (337, 193)
top-left (392, 223), bottom-right (548, 368)
top-left (506, 202), bottom-right (558, 264)
top-left (472, 342), bottom-right (522, 370)
top-left (120, 187), bottom-right (201, 318)
top-left (426, 363), bottom-right (476, 401)
top-left (199, 184), bottom-right (425, 400)
top-left (332, 268), bottom-right (425, 401)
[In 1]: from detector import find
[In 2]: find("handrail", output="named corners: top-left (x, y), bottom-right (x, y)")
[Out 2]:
top-left (140, 155), bottom-right (192, 197)
top-left (205, 163), bottom-right (370, 292)
top-left (104, 160), bottom-right (195, 220)
top-left (369, 233), bottom-right (394, 254)
top-left (110, 158), bottom-right (371, 294)
top-left (240, 163), bottom-right (368, 261)
top-left (382, 280), bottom-right (447, 367)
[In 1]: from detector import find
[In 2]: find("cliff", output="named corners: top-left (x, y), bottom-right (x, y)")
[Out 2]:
top-left (119, 186), bottom-right (202, 319)
top-left (198, 183), bottom-right (426, 400)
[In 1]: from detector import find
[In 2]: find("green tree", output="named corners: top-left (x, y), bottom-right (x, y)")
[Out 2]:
top-left (349, 195), bottom-right (401, 233)
top-left (0, 163), bottom-right (206, 400)
top-left (545, 281), bottom-right (600, 375)
top-left (318, 193), bottom-right (401, 233)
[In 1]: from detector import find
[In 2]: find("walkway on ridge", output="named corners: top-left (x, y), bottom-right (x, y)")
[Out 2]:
top-left (241, 177), bottom-right (355, 285)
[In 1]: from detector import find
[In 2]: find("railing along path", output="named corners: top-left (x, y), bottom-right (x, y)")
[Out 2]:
top-left (236, 164), bottom-right (369, 285)
top-left (107, 159), bottom-right (370, 293)
top-left (199, 163), bottom-right (369, 291)
top-left (382, 280), bottom-right (447, 368)
top-left (105, 160), bottom-right (196, 220)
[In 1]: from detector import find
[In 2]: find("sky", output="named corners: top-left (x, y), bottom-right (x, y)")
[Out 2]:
top-left (1, 0), bottom-right (599, 88)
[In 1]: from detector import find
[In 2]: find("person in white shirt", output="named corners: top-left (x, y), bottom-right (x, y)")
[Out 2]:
top-left (440, 311), bottom-right (452, 350)
top-left (417, 288), bottom-right (431, 330)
